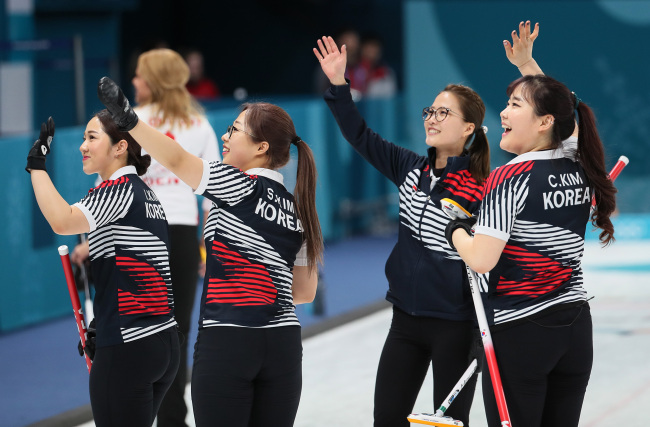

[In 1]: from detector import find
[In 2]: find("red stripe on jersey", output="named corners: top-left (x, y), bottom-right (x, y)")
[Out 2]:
top-left (206, 240), bottom-right (277, 306)
top-left (442, 170), bottom-right (484, 202)
top-left (496, 245), bottom-right (572, 297)
top-left (89, 176), bottom-right (131, 193)
top-left (116, 257), bottom-right (171, 316)
top-left (484, 161), bottom-right (534, 195)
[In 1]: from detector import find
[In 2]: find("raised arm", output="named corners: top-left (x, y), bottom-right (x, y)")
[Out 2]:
top-left (28, 118), bottom-right (90, 235)
top-left (313, 36), bottom-right (348, 86)
top-left (97, 77), bottom-right (204, 190)
top-left (504, 21), bottom-right (544, 76)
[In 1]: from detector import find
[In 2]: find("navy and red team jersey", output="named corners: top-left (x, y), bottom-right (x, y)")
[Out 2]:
top-left (325, 83), bottom-right (484, 321)
top-left (194, 160), bottom-right (303, 329)
top-left (475, 146), bottom-right (592, 326)
top-left (74, 166), bottom-right (176, 347)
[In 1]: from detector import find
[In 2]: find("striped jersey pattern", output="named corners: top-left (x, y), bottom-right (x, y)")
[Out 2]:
top-left (399, 168), bottom-right (484, 260)
top-left (324, 82), bottom-right (485, 320)
top-left (196, 161), bottom-right (303, 329)
top-left (474, 150), bottom-right (591, 325)
top-left (75, 167), bottom-right (176, 346)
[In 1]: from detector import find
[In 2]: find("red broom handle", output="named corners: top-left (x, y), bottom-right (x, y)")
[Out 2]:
top-left (58, 245), bottom-right (92, 372)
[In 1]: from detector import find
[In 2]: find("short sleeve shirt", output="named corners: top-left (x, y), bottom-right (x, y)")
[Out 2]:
top-left (194, 160), bottom-right (304, 328)
top-left (74, 166), bottom-right (176, 347)
top-left (474, 147), bottom-right (591, 325)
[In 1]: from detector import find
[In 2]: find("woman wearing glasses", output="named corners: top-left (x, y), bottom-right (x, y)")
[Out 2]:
top-left (97, 76), bottom-right (323, 427)
top-left (313, 21), bottom-right (542, 426)
top-left (315, 35), bottom-right (488, 427)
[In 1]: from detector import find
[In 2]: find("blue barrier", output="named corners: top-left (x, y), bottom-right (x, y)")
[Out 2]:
top-left (0, 96), bottom-right (403, 332)
top-left (4, 93), bottom-right (642, 333)
top-left (586, 214), bottom-right (650, 241)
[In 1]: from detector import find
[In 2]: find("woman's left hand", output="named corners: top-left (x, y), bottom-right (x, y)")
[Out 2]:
top-left (504, 20), bottom-right (539, 68)
top-left (313, 36), bottom-right (348, 86)
top-left (26, 117), bottom-right (55, 173)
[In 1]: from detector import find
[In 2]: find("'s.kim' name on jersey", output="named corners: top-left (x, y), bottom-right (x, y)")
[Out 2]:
top-left (254, 188), bottom-right (303, 232)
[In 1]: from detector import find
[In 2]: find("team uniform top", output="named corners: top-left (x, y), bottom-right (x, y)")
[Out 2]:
top-left (474, 142), bottom-right (591, 326)
top-left (74, 166), bottom-right (176, 347)
top-left (324, 83), bottom-right (484, 321)
top-left (194, 160), bottom-right (307, 329)
top-left (136, 104), bottom-right (221, 226)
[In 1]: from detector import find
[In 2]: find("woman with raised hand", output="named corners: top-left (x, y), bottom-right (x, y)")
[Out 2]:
top-left (72, 49), bottom-right (221, 427)
top-left (314, 35), bottom-right (490, 426)
top-left (97, 76), bottom-right (323, 427)
top-left (27, 112), bottom-right (179, 426)
top-left (446, 74), bottom-right (616, 426)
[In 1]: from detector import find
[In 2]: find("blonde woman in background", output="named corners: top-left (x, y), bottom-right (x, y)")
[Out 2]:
top-left (132, 48), bottom-right (221, 427)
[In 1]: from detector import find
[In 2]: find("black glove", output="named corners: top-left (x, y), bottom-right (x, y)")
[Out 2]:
top-left (97, 76), bottom-right (139, 132)
top-left (444, 216), bottom-right (477, 250)
top-left (25, 117), bottom-right (55, 173)
top-left (78, 319), bottom-right (96, 361)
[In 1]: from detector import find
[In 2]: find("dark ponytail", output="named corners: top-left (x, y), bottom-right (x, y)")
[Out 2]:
top-left (468, 125), bottom-right (490, 184)
top-left (292, 138), bottom-right (324, 271)
top-left (442, 84), bottom-right (490, 183)
top-left (575, 102), bottom-right (616, 245)
top-left (95, 109), bottom-right (151, 176)
top-left (242, 103), bottom-right (324, 271)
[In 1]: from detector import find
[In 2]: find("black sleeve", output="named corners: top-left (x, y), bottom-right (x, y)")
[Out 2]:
top-left (323, 83), bottom-right (422, 186)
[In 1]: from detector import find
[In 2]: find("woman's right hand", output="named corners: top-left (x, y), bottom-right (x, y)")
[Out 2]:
top-left (313, 36), bottom-right (348, 86)
top-left (97, 76), bottom-right (139, 132)
top-left (71, 241), bottom-right (90, 267)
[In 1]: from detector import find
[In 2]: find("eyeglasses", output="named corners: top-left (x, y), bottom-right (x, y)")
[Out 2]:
top-left (227, 124), bottom-right (258, 140)
top-left (422, 106), bottom-right (467, 122)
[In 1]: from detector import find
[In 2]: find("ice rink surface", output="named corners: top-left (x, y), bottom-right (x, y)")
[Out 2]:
top-left (73, 240), bottom-right (650, 427)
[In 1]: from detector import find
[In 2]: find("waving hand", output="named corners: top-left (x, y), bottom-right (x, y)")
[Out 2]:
top-left (504, 21), bottom-right (543, 75)
top-left (313, 36), bottom-right (348, 86)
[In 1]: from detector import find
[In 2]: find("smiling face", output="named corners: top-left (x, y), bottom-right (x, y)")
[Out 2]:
top-left (500, 84), bottom-right (553, 155)
top-left (80, 117), bottom-right (125, 180)
top-left (423, 91), bottom-right (475, 160)
top-left (220, 111), bottom-right (268, 171)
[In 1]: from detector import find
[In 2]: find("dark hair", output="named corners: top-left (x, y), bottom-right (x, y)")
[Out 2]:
top-left (506, 75), bottom-right (616, 245)
top-left (241, 103), bottom-right (324, 271)
top-left (94, 109), bottom-right (151, 176)
top-left (442, 84), bottom-right (490, 183)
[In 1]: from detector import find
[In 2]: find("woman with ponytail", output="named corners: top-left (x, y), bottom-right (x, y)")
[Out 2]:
top-left (314, 34), bottom-right (491, 425)
top-left (27, 110), bottom-right (179, 426)
top-left (447, 73), bottom-right (616, 427)
top-left (74, 49), bottom-right (221, 427)
top-left (97, 76), bottom-right (323, 427)
top-left (313, 21), bottom-right (548, 426)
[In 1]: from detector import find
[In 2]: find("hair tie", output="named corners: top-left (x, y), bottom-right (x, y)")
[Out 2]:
top-left (481, 125), bottom-right (488, 134)
top-left (572, 91), bottom-right (581, 124)
top-left (291, 136), bottom-right (301, 146)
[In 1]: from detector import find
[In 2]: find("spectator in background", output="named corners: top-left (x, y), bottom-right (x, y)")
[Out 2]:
top-left (355, 32), bottom-right (397, 98)
top-left (133, 48), bottom-right (221, 427)
top-left (184, 48), bottom-right (220, 100)
top-left (313, 27), bottom-right (361, 97)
